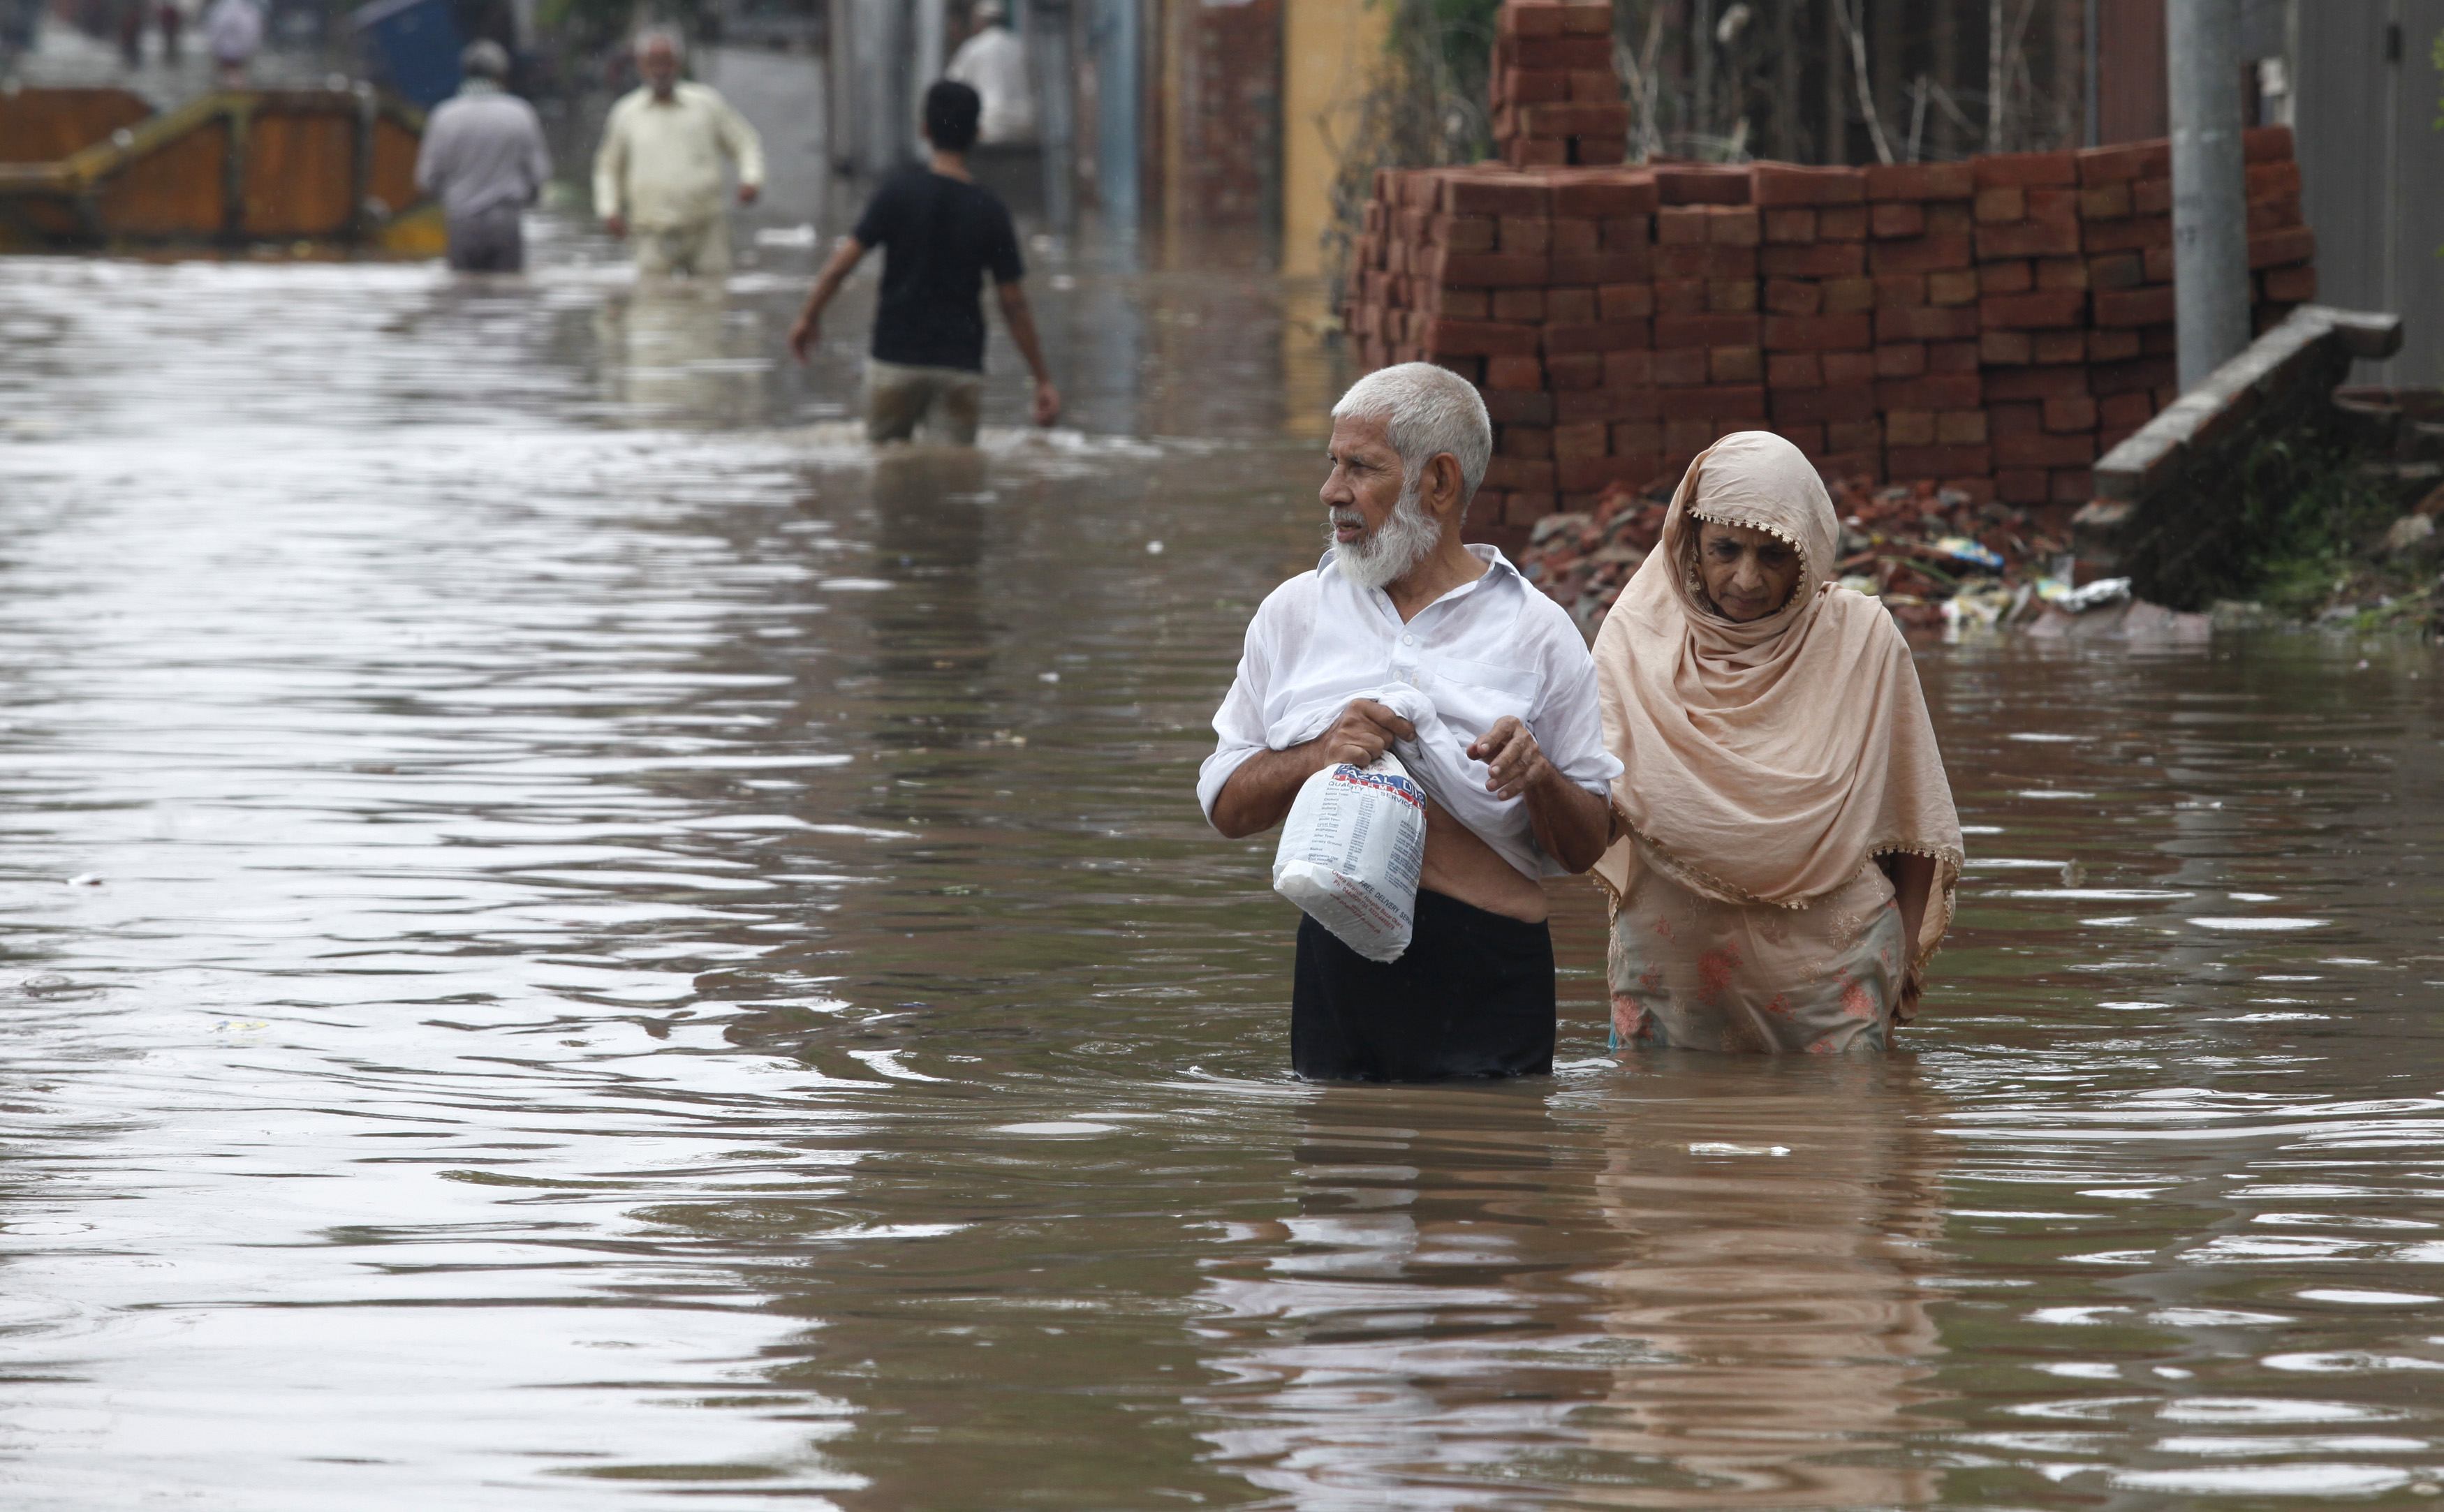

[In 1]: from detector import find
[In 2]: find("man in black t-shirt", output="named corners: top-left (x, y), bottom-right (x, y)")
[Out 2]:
top-left (787, 80), bottom-right (1060, 444)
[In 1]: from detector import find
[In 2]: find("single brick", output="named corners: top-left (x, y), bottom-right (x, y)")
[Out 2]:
top-left (1936, 410), bottom-right (1989, 444)
top-left (1993, 431), bottom-right (2097, 468)
top-left (1760, 242), bottom-right (1867, 278)
top-left (1424, 318), bottom-right (1543, 356)
top-left (1822, 277), bottom-right (1877, 313)
top-left (1973, 186), bottom-right (2026, 223)
top-left (1822, 351), bottom-right (1877, 386)
top-left (1442, 176), bottom-right (1552, 216)
top-left (1980, 329), bottom-right (2035, 364)
top-left (1654, 312), bottom-right (1763, 347)
top-left (1972, 149), bottom-right (2077, 188)
top-left (1707, 205), bottom-right (1762, 245)
top-left (1545, 318), bottom-right (1652, 354)
top-left (1863, 160), bottom-right (1975, 201)
top-left (1708, 279), bottom-right (1758, 313)
top-left (1975, 219), bottom-right (2083, 259)
top-left (1493, 287), bottom-right (1547, 321)
top-left (1869, 235), bottom-right (1975, 274)
top-left (1763, 207), bottom-right (1818, 244)
top-left (1751, 163), bottom-right (1868, 206)
top-left (1886, 443), bottom-right (1994, 476)
top-left (1549, 218), bottom-right (1600, 254)
top-left (1767, 352), bottom-right (1825, 387)
top-left (1874, 304), bottom-right (1980, 341)
top-left (1885, 409), bottom-right (1936, 446)
top-left (2087, 327), bottom-right (2143, 362)
top-left (1762, 313), bottom-right (1874, 351)
top-left (1654, 346), bottom-right (1709, 385)
top-left (1874, 342), bottom-right (1927, 378)
top-left (1818, 205), bottom-right (1869, 239)
top-left (1596, 282), bottom-right (1651, 318)
top-left (1871, 202), bottom-right (1925, 238)
top-left (1989, 401), bottom-right (2045, 438)
top-left (1927, 270), bottom-right (1980, 306)
top-left (1498, 216), bottom-right (1552, 253)
top-left (1770, 385), bottom-right (1878, 424)
top-left (1983, 364), bottom-right (2092, 401)
top-left (1764, 278), bottom-right (1823, 316)
top-left (1980, 289), bottom-right (2089, 329)
top-left (1484, 354), bottom-right (1545, 390)
top-left (1601, 350), bottom-right (1657, 391)
top-left (1876, 374), bottom-right (1984, 410)
top-left (2042, 394), bottom-right (2100, 433)
top-left (2032, 329), bottom-right (2085, 364)
top-left (2093, 286), bottom-right (2176, 327)
top-left (1710, 346), bottom-right (1763, 382)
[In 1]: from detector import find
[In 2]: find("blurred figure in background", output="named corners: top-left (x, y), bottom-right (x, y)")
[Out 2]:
top-left (591, 27), bottom-right (763, 279)
top-left (157, 0), bottom-right (182, 64)
top-left (943, 0), bottom-right (1034, 145)
top-left (787, 80), bottom-right (1059, 443)
top-left (198, 0), bottom-right (258, 84)
top-left (415, 39), bottom-right (552, 274)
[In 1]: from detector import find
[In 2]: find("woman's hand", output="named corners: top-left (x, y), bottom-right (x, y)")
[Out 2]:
top-left (1468, 716), bottom-right (1551, 802)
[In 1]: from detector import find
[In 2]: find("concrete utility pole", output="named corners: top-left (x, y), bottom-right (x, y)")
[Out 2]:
top-left (1029, 0), bottom-right (1076, 231)
top-left (2165, 0), bottom-right (2251, 390)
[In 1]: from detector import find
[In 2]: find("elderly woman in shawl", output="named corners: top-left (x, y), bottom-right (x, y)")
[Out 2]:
top-left (1593, 431), bottom-right (1963, 1054)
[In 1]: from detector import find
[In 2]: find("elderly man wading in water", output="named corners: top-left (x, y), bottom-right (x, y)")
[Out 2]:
top-left (1199, 364), bottom-right (1619, 1082)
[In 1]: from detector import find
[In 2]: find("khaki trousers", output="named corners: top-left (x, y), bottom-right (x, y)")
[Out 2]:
top-left (864, 358), bottom-right (984, 445)
top-left (633, 216), bottom-right (731, 278)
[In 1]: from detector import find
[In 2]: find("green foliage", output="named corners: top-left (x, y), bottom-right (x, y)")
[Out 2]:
top-left (2222, 430), bottom-right (2403, 616)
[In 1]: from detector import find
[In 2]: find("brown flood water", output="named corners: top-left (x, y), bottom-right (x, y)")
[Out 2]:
top-left (1, 228), bottom-right (2442, 1509)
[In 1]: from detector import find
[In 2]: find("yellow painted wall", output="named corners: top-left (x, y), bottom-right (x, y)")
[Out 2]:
top-left (1280, 0), bottom-right (1392, 279)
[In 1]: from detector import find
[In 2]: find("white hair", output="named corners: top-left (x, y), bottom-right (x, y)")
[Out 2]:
top-left (1330, 362), bottom-right (1493, 513)
top-left (634, 24), bottom-right (684, 59)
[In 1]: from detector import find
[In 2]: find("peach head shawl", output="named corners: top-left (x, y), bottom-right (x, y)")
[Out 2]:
top-left (1590, 431), bottom-right (1964, 977)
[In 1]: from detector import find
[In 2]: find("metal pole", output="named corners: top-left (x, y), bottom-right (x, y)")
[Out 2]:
top-left (2166, 0), bottom-right (2250, 390)
top-left (1029, 0), bottom-right (1076, 231)
top-left (2083, 0), bottom-right (2099, 146)
top-left (913, 0), bottom-right (945, 105)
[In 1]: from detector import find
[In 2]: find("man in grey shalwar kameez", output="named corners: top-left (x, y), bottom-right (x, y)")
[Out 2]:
top-left (415, 40), bottom-right (553, 273)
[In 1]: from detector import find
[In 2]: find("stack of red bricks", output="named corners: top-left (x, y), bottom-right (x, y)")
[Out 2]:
top-left (1650, 168), bottom-right (1769, 485)
top-left (1748, 164), bottom-right (1878, 484)
top-left (1971, 149), bottom-right (2102, 505)
top-left (1860, 161), bottom-right (1987, 492)
top-left (1339, 130), bottom-right (2320, 551)
top-left (1341, 163), bottom-right (1658, 534)
top-left (2070, 126), bottom-right (2317, 461)
top-left (1487, 0), bottom-right (1629, 168)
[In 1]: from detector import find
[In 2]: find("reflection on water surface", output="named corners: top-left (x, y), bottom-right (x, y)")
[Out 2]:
top-left (0, 242), bottom-right (2441, 1509)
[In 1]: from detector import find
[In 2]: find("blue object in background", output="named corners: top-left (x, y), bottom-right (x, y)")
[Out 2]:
top-left (351, 0), bottom-right (462, 110)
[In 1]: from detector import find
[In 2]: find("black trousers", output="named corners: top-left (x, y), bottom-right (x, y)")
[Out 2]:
top-left (1291, 889), bottom-right (1557, 1082)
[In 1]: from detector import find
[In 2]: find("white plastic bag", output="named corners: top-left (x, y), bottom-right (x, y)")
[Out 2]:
top-left (1271, 753), bottom-right (1429, 963)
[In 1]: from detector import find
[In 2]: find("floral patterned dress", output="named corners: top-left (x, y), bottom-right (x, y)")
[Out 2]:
top-left (1606, 838), bottom-right (1906, 1055)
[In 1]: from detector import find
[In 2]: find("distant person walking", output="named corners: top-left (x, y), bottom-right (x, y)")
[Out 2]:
top-left (591, 27), bottom-right (763, 279)
top-left (943, 0), bottom-right (1033, 144)
top-left (786, 80), bottom-right (1059, 444)
top-left (415, 40), bottom-right (552, 274)
top-left (198, 0), bottom-right (260, 85)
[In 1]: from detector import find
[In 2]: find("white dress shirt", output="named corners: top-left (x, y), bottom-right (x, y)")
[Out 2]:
top-left (591, 82), bottom-right (765, 230)
top-left (1199, 544), bottom-right (1622, 880)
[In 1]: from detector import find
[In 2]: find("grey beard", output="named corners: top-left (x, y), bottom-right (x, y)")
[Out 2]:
top-left (1330, 479), bottom-right (1441, 593)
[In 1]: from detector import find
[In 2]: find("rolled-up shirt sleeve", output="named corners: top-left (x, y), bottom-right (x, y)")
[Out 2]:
top-left (1533, 628), bottom-right (1624, 798)
top-left (1195, 607), bottom-right (1275, 827)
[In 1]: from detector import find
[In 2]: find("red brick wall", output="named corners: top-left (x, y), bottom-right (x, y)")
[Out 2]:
top-left (1341, 130), bottom-right (2314, 555)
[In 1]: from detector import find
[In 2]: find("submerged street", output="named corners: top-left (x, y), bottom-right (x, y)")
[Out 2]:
top-left (1, 233), bottom-right (2443, 1508)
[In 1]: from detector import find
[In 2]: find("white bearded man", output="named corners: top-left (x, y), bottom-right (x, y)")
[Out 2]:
top-left (1198, 363), bottom-right (1619, 1081)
